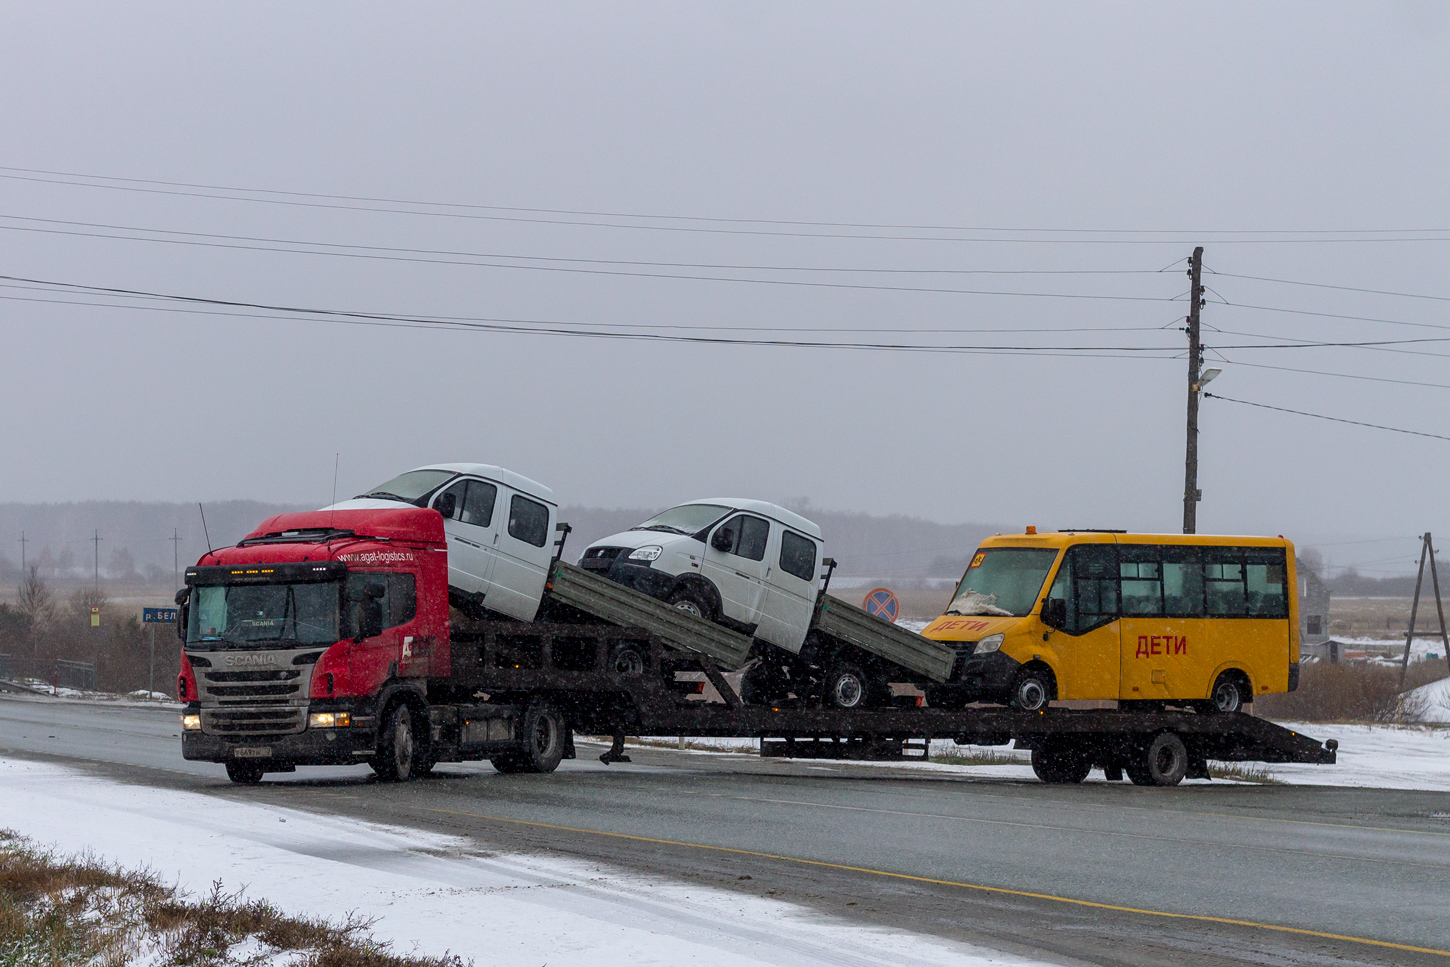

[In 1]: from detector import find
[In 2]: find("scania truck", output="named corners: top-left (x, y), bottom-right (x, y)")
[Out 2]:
top-left (175, 506), bottom-right (1336, 788)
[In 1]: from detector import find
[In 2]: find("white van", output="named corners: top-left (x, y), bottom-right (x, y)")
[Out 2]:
top-left (580, 499), bottom-right (824, 656)
top-left (326, 464), bottom-right (557, 622)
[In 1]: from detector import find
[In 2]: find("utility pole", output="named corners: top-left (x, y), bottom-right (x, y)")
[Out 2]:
top-left (1183, 246), bottom-right (1206, 534)
top-left (171, 529), bottom-right (182, 590)
top-left (92, 530), bottom-right (102, 589)
top-left (18, 531), bottom-right (26, 575)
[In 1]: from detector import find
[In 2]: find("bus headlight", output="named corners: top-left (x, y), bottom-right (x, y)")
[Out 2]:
top-left (308, 711), bottom-right (351, 729)
top-left (180, 714), bottom-right (201, 731)
top-left (628, 545), bottom-right (663, 562)
top-left (975, 634), bottom-right (1004, 654)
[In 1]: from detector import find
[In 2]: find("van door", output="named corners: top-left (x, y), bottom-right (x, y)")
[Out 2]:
top-left (1041, 543), bottom-right (1120, 700)
top-left (759, 528), bottom-right (819, 652)
top-left (431, 478), bottom-right (498, 600)
top-left (701, 514), bottom-right (770, 629)
top-left (489, 489), bottom-right (554, 621)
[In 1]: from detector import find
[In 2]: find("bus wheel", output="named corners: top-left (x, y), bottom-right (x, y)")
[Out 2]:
top-left (1205, 673), bottom-right (1246, 714)
top-left (372, 703), bottom-right (416, 782)
top-left (1127, 733), bottom-right (1188, 786)
top-left (493, 701), bottom-right (565, 774)
top-left (1031, 742), bottom-right (1091, 784)
top-left (225, 761), bottom-right (265, 785)
top-left (1009, 668), bottom-right (1053, 712)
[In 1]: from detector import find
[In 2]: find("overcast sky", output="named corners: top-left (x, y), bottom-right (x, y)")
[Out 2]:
top-left (2, 3), bottom-right (1446, 574)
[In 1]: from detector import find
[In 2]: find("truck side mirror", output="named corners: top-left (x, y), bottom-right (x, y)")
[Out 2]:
top-left (174, 587), bottom-right (190, 641)
top-left (1041, 597), bottom-right (1067, 630)
top-left (710, 528), bottom-right (734, 552)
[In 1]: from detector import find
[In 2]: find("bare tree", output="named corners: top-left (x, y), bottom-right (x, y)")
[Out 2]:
top-left (17, 567), bottom-right (55, 659)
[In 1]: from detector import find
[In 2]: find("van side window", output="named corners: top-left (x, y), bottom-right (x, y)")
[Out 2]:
top-left (736, 516), bottom-right (770, 561)
top-left (461, 480), bottom-right (497, 528)
top-left (387, 573), bottom-right (417, 627)
top-left (1051, 544), bottom-right (1118, 634)
top-left (779, 531), bottom-right (817, 581)
top-left (508, 495), bottom-right (550, 547)
top-left (433, 480), bottom-right (466, 520)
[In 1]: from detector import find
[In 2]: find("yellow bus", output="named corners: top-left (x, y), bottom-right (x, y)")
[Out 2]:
top-left (921, 530), bottom-right (1299, 713)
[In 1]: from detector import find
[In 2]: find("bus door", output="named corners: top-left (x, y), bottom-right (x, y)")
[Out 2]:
top-left (1042, 543), bottom-right (1120, 700)
top-left (1118, 544), bottom-right (1205, 701)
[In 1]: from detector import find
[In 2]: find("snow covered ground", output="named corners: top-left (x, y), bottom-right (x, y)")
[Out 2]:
top-left (0, 757), bottom-right (1046, 967)
top-left (1407, 675), bottom-right (1450, 723)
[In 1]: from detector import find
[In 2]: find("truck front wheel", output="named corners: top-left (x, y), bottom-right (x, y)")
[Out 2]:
top-left (492, 701), bottom-right (565, 774)
top-left (225, 761), bottom-right (265, 785)
top-left (372, 703), bottom-right (417, 782)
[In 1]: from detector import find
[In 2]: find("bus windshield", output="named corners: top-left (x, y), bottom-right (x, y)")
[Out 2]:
top-left (188, 582), bottom-right (340, 647)
top-left (947, 548), bottom-right (1060, 617)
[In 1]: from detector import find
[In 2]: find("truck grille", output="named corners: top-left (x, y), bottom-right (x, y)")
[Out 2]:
top-left (198, 668), bottom-right (304, 704)
top-left (201, 706), bottom-right (306, 735)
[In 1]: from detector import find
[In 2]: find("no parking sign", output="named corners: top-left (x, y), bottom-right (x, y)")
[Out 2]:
top-left (862, 587), bottom-right (899, 623)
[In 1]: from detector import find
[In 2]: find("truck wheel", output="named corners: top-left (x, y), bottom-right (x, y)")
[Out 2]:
top-left (225, 761), bottom-right (265, 785)
top-left (372, 703), bottom-right (416, 782)
top-left (667, 587), bottom-right (713, 621)
top-left (492, 701), bottom-right (565, 774)
top-left (1205, 673), bottom-right (1245, 714)
top-left (1009, 668), bottom-right (1053, 712)
top-left (823, 661), bottom-right (883, 709)
top-left (1127, 733), bottom-right (1188, 786)
top-left (1030, 742), bottom-right (1091, 784)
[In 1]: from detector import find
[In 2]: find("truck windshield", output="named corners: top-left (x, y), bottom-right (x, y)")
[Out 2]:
top-left (356, 469), bottom-right (455, 504)
top-left (188, 582), bottom-right (340, 647)
top-left (631, 503), bottom-right (730, 535)
top-left (947, 548), bottom-right (1060, 617)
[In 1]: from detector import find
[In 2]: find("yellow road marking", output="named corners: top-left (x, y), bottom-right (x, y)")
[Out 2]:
top-left (428, 807), bottom-right (1450, 958)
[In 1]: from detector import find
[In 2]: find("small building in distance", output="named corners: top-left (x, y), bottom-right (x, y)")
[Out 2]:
top-left (1298, 565), bottom-right (1333, 660)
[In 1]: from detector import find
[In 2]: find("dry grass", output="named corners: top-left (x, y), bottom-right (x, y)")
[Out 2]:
top-left (928, 749), bottom-right (1022, 767)
top-left (1207, 762), bottom-right (1283, 784)
top-left (1256, 661), bottom-right (1446, 724)
top-left (0, 830), bottom-right (468, 967)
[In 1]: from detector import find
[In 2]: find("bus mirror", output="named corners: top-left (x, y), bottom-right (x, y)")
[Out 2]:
top-left (1041, 598), bottom-right (1067, 629)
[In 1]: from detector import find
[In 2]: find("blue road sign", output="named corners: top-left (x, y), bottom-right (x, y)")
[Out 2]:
top-left (862, 588), bottom-right (900, 623)
top-left (142, 607), bottom-right (178, 624)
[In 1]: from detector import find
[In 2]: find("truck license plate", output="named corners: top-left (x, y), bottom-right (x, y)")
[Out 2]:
top-left (233, 746), bottom-right (272, 759)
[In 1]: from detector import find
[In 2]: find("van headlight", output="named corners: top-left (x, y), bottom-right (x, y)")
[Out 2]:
top-left (974, 634), bottom-right (1004, 654)
top-left (628, 545), bottom-right (663, 562)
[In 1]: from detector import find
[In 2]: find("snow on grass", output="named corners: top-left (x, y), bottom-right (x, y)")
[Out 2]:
top-left (1263, 721), bottom-right (1450, 790)
top-left (1405, 675), bottom-right (1450, 723)
top-left (0, 757), bottom-right (1046, 967)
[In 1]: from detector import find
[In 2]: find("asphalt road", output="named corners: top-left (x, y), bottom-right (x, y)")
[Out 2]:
top-left (3, 693), bottom-right (1448, 967)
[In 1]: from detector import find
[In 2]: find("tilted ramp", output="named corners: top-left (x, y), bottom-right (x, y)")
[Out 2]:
top-left (812, 594), bottom-right (956, 683)
top-left (545, 560), bottom-right (754, 669)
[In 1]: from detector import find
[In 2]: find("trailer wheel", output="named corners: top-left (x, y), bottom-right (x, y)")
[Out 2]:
top-left (1009, 667), bottom-right (1054, 712)
top-left (667, 587), bottom-right (713, 621)
top-left (1030, 742), bottom-right (1091, 784)
top-left (372, 703), bottom-right (417, 782)
top-left (1127, 732), bottom-right (1188, 786)
top-left (611, 645), bottom-right (646, 677)
top-left (823, 661), bottom-right (884, 709)
top-left (1204, 673), bottom-right (1246, 714)
top-left (492, 701), bottom-right (565, 774)
top-left (225, 761), bottom-right (265, 785)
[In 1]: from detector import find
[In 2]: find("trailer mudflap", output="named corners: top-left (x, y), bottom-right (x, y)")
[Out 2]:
top-left (812, 593), bottom-right (956, 682)
top-left (545, 560), bottom-right (754, 668)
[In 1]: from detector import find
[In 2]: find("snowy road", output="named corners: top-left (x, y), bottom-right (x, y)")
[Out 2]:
top-left (2, 694), bottom-right (1449, 966)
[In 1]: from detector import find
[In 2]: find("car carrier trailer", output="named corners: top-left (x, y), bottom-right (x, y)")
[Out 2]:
top-left (175, 506), bottom-right (1336, 786)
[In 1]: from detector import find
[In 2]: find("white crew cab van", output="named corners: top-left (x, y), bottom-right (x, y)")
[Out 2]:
top-left (326, 464), bottom-right (558, 621)
top-left (580, 499), bottom-right (824, 655)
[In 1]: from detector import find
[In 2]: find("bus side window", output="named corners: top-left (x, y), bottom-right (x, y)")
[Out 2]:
top-left (1120, 552), bottom-right (1163, 616)
top-left (1059, 544), bottom-right (1118, 634)
top-left (1161, 548), bottom-right (1205, 617)
top-left (1204, 548), bottom-right (1247, 616)
top-left (1245, 550), bottom-right (1289, 618)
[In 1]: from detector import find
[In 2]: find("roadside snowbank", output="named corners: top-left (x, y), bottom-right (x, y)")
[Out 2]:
top-left (0, 757), bottom-right (1044, 967)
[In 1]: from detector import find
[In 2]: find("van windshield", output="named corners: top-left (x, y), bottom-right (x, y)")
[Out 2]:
top-left (947, 548), bottom-right (1060, 617)
top-left (631, 504), bottom-right (730, 535)
top-left (188, 582), bottom-right (341, 647)
top-left (357, 469), bottom-right (455, 504)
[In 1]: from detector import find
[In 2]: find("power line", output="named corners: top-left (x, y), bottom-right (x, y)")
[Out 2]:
top-left (4, 164), bottom-right (1450, 244)
top-left (1207, 355), bottom-right (1450, 391)
top-left (1204, 393), bottom-right (1450, 442)
top-left (1209, 270), bottom-right (1450, 303)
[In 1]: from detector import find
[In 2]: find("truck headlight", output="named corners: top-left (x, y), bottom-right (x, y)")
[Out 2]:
top-left (308, 711), bottom-right (351, 729)
top-left (628, 545), bottom-right (663, 562)
top-left (975, 634), bottom-right (1005, 654)
top-left (181, 714), bottom-right (201, 731)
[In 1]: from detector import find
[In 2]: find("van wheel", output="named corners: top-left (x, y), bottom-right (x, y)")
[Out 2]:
top-left (823, 661), bottom-right (884, 709)
top-left (225, 761), bottom-right (265, 785)
top-left (1009, 668), bottom-right (1054, 712)
top-left (1204, 673), bottom-right (1246, 714)
top-left (492, 701), bottom-right (565, 774)
top-left (1127, 733), bottom-right (1188, 786)
top-left (667, 587), bottom-right (713, 621)
top-left (1031, 742), bottom-right (1091, 784)
top-left (372, 703), bottom-right (416, 782)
